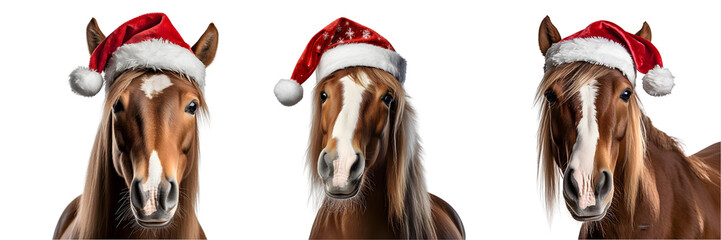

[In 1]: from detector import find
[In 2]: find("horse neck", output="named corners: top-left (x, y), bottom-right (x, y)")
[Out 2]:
top-left (584, 114), bottom-right (714, 238)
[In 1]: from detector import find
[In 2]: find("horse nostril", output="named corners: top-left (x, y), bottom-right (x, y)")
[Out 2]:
top-left (563, 169), bottom-right (579, 201)
top-left (160, 178), bottom-right (179, 211)
top-left (317, 151), bottom-right (332, 179)
top-left (595, 170), bottom-right (613, 199)
top-left (130, 178), bottom-right (147, 210)
top-left (349, 153), bottom-right (365, 181)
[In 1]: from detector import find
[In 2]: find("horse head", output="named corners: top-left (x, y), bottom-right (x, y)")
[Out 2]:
top-left (537, 16), bottom-right (651, 221)
top-left (85, 17), bottom-right (217, 228)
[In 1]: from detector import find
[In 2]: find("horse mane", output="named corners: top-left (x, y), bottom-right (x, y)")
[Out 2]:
top-left (75, 69), bottom-right (207, 238)
top-left (307, 67), bottom-right (436, 238)
top-left (641, 115), bottom-right (719, 187)
top-left (535, 62), bottom-right (654, 220)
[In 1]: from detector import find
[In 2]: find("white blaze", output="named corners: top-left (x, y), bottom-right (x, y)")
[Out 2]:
top-left (140, 75), bottom-right (173, 99)
top-left (568, 80), bottom-right (599, 209)
top-left (330, 74), bottom-right (370, 187)
top-left (142, 150), bottom-right (164, 215)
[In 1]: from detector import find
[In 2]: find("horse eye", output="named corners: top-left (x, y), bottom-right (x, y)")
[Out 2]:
top-left (544, 89), bottom-right (557, 103)
top-left (382, 92), bottom-right (393, 107)
top-left (320, 92), bottom-right (328, 103)
top-left (620, 88), bottom-right (632, 102)
top-left (112, 100), bottom-right (124, 113)
top-left (185, 101), bottom-right (198, 115)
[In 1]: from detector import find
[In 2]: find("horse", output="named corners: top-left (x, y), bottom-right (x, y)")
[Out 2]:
top-left (536, 16), bottom-right (720, 238)
top-left (305, 66), bottom-right (465, 239)
top-left (53, 18), bottom-right (218, 239)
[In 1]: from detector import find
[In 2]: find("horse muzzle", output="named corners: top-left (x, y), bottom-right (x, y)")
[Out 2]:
top-left (563, 168), bottom-right (613, 221)
top-left (317, 150), bottom-right (364, 199)
top-left (130, 177), bottom-right (179, 228)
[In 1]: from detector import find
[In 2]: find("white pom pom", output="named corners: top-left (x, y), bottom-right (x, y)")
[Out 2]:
top-left (642, 65), bottom-right (675, 96)
top-left (69, 66), bottom-right (103, 96)
top-left (274, 79), bottom-right (303, 106)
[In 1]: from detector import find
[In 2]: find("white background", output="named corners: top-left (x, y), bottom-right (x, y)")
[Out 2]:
top-left (0, 0), bottom-right (719, 239)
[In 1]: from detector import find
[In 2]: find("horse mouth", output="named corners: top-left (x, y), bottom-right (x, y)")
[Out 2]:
top-left (324, 180), bottom-right (361, 199)
top-left (136, 218), bottom-right (172, 228)
top-left (129, 203), bottom-right (176, 229)
top-left (566, 201), bottom-right (610, 222)
top-left (571, 212), bottom-right (605, 222)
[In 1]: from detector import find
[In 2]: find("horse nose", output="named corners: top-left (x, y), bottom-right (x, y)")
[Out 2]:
top-left (317, 151), bottom-right (364, 181)
top-left (318, 150), bottom-right (364, 197)
top-left (595, 170), bottom-right (612, 200)
top-left (563, 168), bottom-right (613, 206)
top-left (130, 177), bottom-right (179, 212)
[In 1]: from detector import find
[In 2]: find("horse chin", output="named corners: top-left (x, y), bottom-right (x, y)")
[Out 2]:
top-left (320, 174), bottom-right (365, 203)
top-left (566, 201), bottom-right (611, 222)
top-left (323, 181), bottom-right (361, 200)
top-left (136, 218), bottom-right (172, 229)
top-left (130, 205), bottom-right (177, 229)
top-left (320, 181), bottom-right (367, 212)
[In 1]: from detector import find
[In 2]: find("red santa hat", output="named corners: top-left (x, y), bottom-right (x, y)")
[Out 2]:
top-left (69, 13), bottom-right (206, 97)
top-left (544, 20), bottom-right (674, 96)
top-left (274, 17), bottom-right (406, 106)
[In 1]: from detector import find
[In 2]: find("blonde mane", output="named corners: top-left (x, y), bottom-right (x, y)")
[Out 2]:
top-left (307, 67), bottom-right (436, 238)
top-left (74, 70), bottom-right (207, 238)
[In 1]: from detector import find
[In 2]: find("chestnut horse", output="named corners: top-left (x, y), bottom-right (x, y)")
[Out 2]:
top-left (53, 18), bottom-right (218, 239)
top-left (306, 66), bottom-right (465, 239)
top-left (536, 16), bottom-right (720, 238)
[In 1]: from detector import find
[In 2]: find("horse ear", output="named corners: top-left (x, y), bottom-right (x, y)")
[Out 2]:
top-left (86, 18), bottom-right (106, 55)
top-left (192, 23), bottom-right (219, 67)
top-left (539, 16), bottom-right (561, 56)
top-left (635, 22), bottom-right (652, 42)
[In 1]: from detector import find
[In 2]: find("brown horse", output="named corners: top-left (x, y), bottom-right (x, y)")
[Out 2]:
top-left (306, 66), bottom-right (465, 239)
top-left (537, 16), bottom-right (720, 238)
top-left (53, 18), bottom-right (217, 239)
